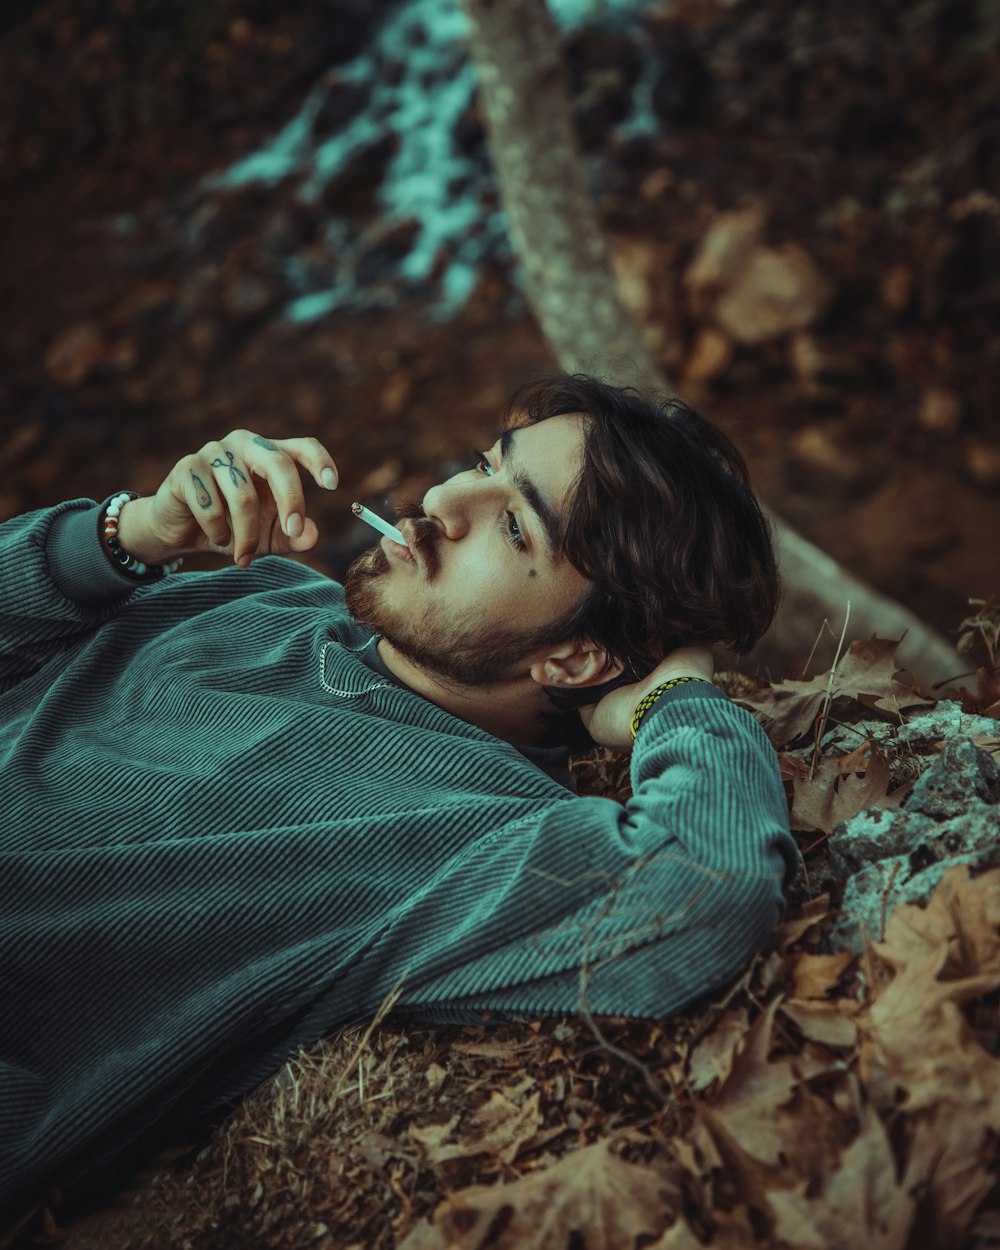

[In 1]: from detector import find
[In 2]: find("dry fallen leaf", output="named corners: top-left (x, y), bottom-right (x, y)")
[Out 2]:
top-left (738, 636), bottom-right (936, 747)
top-left (649, 1203), bottom-right (760, 1248)
top-left (398, 1139), bottom-right (679, 1250)
top-left (779, 996), bottom-right (859, 1049)
top-left (408, 1088), bottom-right (543, 1166)
top-left (695, 997), bottom-right (851, 1190)
top-left (860, 867), bottom-right (1000, 1247)
top-left (766, 1102), bottom-right (915, 1250)
top-left (787, 750), bottom-right (894, 834)
top-left (686, 1006), bottom-right (750, 1093)
top-left (790, 949), bottom-right (855, 998)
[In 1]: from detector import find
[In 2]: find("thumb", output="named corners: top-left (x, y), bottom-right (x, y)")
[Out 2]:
top-left (286, 517), bottom-right (319, 552)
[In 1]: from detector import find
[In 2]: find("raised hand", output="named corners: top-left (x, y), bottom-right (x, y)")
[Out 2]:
top-left (116, 430), bottom-right (340, 568)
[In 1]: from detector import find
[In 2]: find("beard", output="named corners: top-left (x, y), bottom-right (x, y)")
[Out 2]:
top-left (342, 500), bottom-right (582, 694)
top-left (343, 546), bottom-right (574, 693)
top-left (341, 502), bottom-right (623, 749)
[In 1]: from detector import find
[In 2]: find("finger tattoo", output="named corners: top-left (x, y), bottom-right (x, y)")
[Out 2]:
top-left (253, 436), bottom-right (279, 452)
top-left (210, 450), bottom-right (249, 487)
top-left (191, 472), bottom-right (212, 509)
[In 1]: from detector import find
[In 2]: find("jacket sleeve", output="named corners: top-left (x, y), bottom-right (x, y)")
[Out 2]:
top-left (0, 499), bottom-right (146, 688)
top-left (380, 685), bottom-right (800, 1024)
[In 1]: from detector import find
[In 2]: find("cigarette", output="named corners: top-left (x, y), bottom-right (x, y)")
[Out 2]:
top-left (351, 502), bottom-right (408, 547)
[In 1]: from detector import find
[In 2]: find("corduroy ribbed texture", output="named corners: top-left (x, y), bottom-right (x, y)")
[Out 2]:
top-left (0, 500), bottom-right (797, 1221)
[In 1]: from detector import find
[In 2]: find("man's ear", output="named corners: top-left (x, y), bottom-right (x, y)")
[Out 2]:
top-left (528, 641), bottom-right (626, 690)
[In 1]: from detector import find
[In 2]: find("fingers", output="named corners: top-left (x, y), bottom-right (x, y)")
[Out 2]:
top-left (238, 433), bottom-right (339, 551)
top-left (178, 431), bottom-right (340, 566)
top-left (179, 444), bottom-right (256, 562)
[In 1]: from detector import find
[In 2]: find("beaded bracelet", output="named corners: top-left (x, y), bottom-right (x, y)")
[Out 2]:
top-left (101, 491), bottom-right (183, 581)
top-left (631, 675), bottom-right (711, 741)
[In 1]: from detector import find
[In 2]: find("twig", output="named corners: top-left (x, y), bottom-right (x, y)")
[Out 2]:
top-left (931, 667), bottom-right (984, 690)
top-left (330, 976), bottom-right (406, 1105)
top-left (799, 616), bottom-right (836, 682)
top-left (810, 600), bottom-right (851, 780)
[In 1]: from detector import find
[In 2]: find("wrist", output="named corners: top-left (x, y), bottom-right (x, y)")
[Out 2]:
top-left (100, 493), bottom-right (183, 581)
top-left (631, 674), bottom-right (713, 741)
top-left (114, 495), bottom-right (185, 565)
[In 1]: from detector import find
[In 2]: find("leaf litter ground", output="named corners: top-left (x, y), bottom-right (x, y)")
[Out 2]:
top-left (5, 638), bottom-right (1000, 1250)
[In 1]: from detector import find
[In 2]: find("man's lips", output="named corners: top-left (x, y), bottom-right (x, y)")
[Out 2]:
top-left (397, 519), bottom-right (428, 565)
top-left (383, 535), bottom-right (417, 565)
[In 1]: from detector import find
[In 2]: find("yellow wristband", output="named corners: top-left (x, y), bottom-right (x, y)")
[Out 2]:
top-left (630, 676), bottom-right (711, 740)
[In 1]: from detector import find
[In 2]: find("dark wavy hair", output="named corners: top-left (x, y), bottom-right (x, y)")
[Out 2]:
top-left (507, 374), bottom-right (781, 742)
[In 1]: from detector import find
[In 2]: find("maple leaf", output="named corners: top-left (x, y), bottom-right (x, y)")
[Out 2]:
top-left (692, 997), bottom-right (850, 1193)
top-left (737, 636), bottom-right (936, 747)
top-left (408, 1086), bottom-right (543, 1166)
top-left (941, 664), bottom-right (1000, 718)
top-left (648, 1203), bottom-right (759, 1248)
top-left (859, 867), bottom-right (1000, 1247)
top-left (781, 749), bottom-right (896, 834)
top-left (686, 1006), bottom-right (750, 1093)
top-left (398, 1139), bottom-right (678, 1250)
top-left (790, 949), bottom-right (855, 998)
top-left (766, 1103), bottom-right (915, 1250)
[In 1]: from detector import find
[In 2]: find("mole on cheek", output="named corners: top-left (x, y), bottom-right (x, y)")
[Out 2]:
top-left (528, 569), bottom-right (537, 578)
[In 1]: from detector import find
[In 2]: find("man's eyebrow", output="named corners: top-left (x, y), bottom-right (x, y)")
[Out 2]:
top-left (499, 427), bottom-right (563, 562)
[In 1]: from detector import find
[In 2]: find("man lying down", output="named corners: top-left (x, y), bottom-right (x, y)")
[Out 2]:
top-left (0, 373), bottom-right (797, 1223)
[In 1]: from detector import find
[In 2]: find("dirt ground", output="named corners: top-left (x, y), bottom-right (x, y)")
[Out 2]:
top-left (1, 0), bottom-right (998, 674)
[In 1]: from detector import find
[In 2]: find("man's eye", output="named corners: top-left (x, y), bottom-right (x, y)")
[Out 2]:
top-left (471, 452), bottom-right (526, 553)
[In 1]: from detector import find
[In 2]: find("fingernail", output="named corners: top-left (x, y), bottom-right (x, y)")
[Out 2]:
top-left (321, 468), bottom-right (338, 490)
top-left (286, 512), bottom-right (303, 538)
top-left (237, 554), bottom-right (252, 569)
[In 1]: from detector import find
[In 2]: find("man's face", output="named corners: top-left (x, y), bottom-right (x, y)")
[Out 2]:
top-left (343, 413), bottom-right (592, 689)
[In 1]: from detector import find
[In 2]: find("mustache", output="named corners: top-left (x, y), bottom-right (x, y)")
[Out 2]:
top-left (393, 498), bottom-right (438, 565)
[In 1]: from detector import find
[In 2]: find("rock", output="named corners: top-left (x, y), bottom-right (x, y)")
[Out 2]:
top-left (893, 700), bottom-right (1000, 750)
top-left (44, 321), bottom-right (107, 387)
top-left (917, 387), bottom-right (962, 435)
top-left (833, 845), bottom-right (999, 955)
top-left (715, 243), bottom-right (833, 345)
top-left (905, 735), bottom-right (1000, 818)
top-left (824, 735), bottom-right (1000, 954)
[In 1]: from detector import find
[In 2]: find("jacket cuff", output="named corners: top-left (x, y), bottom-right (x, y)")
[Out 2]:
top-left (46, 499), bottom-right (141, 607)
top-left (638, 680), bottom-right (730, 727)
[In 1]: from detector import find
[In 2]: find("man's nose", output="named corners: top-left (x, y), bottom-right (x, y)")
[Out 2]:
top-left (420, 480), bottom-right (477, 542)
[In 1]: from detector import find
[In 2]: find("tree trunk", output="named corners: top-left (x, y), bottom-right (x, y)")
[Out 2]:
top-left (456, 0), bottom-right (660, 385)
top-left (457, 0), bottom-right (959, 687)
